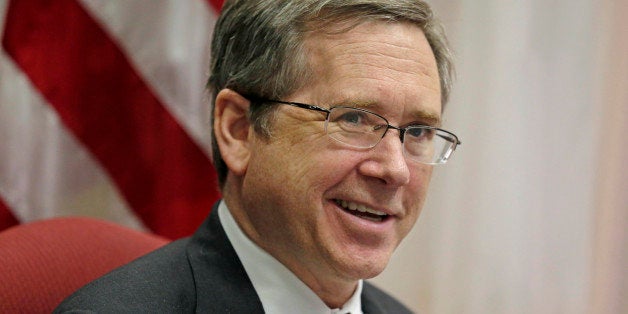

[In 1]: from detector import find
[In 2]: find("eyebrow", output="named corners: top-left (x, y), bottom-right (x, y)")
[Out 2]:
top-left (410, 109), bottom-right (442, 127)
top-left (331, 99), bottom-right (442, 127)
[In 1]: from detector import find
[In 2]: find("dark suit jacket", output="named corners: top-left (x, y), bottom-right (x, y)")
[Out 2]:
top-left (55, 203), bottom-right (413, 313)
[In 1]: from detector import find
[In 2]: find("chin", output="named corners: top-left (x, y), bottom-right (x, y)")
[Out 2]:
top-left (333, 249), bottom-right (393, 280)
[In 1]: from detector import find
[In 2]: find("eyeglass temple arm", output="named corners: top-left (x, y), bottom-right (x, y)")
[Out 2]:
top-left (246, 96), bottom-right (330, 114)
top-left (436, 133), bottom-right (462, 146)
top-left (269, 100), bottom-right (329, 114)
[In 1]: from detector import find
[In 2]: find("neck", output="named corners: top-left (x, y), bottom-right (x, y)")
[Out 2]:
top-left (222, 177), bottom-right (360, 308)
top-left (222, 186), bottom-right (359, 308)
top-left (280, 261), bottom-right (359, 308)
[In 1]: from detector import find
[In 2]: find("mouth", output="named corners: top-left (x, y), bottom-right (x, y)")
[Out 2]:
top-left (333, 199), bottom-right (390, 222)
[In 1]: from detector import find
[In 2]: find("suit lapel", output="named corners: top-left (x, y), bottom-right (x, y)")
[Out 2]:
top-left (186, 203), bottom-right (265, 313)
top-left (361, 282), bottom-right (386, 314)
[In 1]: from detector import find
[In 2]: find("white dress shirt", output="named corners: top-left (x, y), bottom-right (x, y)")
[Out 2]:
top-left (218, 201), bottom-right (363, 314)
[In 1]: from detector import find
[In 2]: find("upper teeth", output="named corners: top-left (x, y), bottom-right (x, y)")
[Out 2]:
top-left (337, 200), bottom-right (386, 216)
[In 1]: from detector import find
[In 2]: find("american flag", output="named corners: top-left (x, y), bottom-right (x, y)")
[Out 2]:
top-left (0, 0), bottom-right (224, 239)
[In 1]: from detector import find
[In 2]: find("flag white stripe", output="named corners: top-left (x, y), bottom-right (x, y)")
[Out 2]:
top-left (0, 50), bottom-right (146, 230)
top-left (80, 0), bottom-right (217, 157)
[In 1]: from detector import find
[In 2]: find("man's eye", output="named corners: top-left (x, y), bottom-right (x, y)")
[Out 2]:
top-left (407, 127), bottom-right (431, 138)
top-left (337, 111), bottom-right (365, 125)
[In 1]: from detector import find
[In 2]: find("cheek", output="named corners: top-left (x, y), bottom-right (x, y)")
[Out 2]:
top-left (246, 135), bottom-right (344, 205)
top-left (281, 138), bottom-right (357, 193)
top-left (413, 165), bottom-right (433, 189)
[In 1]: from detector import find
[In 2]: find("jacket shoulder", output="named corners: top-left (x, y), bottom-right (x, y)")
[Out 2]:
top-left (54, 238), bottom-right (195, 313)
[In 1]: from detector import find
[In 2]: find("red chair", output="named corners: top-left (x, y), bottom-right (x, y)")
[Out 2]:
top-left (0, 217), bottom-right (169, 313)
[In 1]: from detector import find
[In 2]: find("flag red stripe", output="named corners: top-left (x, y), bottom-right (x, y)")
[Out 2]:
top-left (206, 0), bottom-right (224, 11)
top-left (2, 0), bottom-right (219, 239)
top-left (0, 196), bottom-right (19, 232)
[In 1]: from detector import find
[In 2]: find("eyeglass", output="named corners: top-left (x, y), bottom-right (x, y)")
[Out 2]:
top-left (250, 98), bottom-right (461, 165)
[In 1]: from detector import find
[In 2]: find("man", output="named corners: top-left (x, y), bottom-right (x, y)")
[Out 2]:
top-left (56, 0), bottom-right (460, 313)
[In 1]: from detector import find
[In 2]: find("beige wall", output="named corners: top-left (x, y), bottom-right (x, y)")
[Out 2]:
top-left (590, 0), bottom-right (628, 313)
top-left (373, 1), bottom-right (628, 313)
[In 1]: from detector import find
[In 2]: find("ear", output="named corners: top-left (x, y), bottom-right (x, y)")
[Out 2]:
top-left (214, 89), bottom-right (252, 176)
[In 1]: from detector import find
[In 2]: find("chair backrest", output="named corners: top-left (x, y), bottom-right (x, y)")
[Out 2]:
top-left (0, 217), bottom-right (170, 313)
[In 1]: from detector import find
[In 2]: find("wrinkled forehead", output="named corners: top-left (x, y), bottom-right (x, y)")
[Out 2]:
top-left (299, 21), bottom-right (442, 121)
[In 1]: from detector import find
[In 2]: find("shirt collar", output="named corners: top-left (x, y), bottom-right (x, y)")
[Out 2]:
top-left (218, 201), bottom-right (363, 314)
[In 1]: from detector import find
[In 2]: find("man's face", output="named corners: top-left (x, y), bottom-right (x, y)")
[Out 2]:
top-left (239, 21), bottom-right (441, 285)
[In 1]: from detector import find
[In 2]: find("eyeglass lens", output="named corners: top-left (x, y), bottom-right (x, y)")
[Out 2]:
top-left (325, 107), bottom-right (456, 164)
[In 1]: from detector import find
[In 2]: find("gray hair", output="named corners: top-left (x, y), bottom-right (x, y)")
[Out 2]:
top-left (208, 0), bottom-right (454, 187)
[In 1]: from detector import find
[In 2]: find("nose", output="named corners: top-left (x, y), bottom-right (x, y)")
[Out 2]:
top-left (357, 129), bottom-right (411, 186)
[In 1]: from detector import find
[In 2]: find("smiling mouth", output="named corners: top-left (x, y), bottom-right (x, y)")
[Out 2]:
top-left (333, 199), bottom-right (389, 222)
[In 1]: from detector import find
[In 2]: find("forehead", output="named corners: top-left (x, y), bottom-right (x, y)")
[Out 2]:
top-left (299, 21), bottom-right (442, 122)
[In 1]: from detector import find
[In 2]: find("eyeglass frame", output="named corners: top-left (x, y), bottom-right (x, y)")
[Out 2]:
top-left (246, 96), bottom-right (461, 165)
